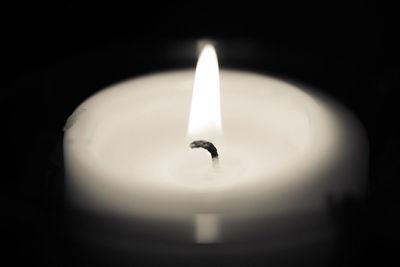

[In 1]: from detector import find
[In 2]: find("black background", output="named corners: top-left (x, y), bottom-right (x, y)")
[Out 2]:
top-left (4, 1), bottom-right (398, 266)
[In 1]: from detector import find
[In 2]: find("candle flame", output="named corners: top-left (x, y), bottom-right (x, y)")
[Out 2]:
top-left (188, 44), bottom-right (222, 137)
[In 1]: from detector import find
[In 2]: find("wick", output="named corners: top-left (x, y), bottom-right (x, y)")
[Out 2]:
top-left (189, 140), bottom-right (219, 159)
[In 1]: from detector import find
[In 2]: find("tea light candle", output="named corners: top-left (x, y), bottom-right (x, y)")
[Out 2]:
top-left (64, 44), bottom-right (367, 243)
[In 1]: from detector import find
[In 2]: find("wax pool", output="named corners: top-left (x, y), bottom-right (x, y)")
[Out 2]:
top-left (64, 70), bottom-right (368, 242)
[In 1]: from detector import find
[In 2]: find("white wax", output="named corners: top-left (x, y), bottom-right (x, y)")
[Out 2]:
top-left (64, 70), bottom-right (367, 223)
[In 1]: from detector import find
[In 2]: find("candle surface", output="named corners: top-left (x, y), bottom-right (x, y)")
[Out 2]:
top-left (64, 70), bottom-right (367, 222)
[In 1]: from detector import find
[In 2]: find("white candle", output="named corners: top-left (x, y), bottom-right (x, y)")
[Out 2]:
top-left (64, 44), bottom-right (368, 243)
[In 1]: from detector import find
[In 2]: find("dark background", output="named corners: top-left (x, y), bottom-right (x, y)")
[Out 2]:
top-left (3, 1), bottom-right (398, 266)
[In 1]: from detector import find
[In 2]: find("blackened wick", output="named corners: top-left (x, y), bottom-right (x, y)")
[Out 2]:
top-left (189, 140), bottom-right (219, 159)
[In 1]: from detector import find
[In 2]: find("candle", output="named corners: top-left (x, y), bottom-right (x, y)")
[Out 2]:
top-left (64, 43), bottom-right (367, 244)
